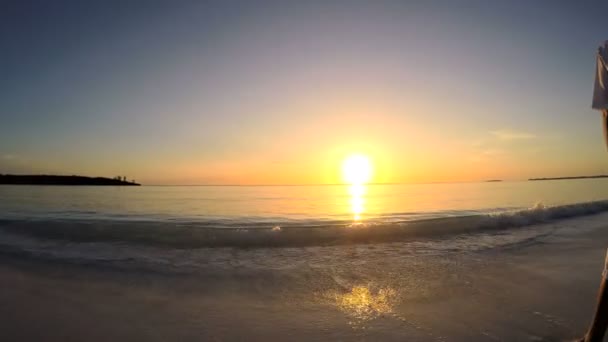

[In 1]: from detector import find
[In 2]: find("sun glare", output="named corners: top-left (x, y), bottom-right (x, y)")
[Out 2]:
top-left (342, 154), bottom-right (372, 185)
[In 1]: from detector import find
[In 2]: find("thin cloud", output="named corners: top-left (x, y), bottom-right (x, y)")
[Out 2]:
top-left (490, 129), bottom-right (537, 141)
top-left (469, 148), bottom-right (507, 163)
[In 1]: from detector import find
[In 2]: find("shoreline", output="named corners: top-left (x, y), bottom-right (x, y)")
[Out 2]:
top-left (2, 214), bottom-right (608, 341)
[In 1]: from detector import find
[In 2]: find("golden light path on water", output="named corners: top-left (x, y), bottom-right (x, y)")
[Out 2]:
top-left (349, 184), bottom-right (366, 221)
top-left (324, 285), bottom-right (398, 328)
top-left (342, 154), bottom-right (372, 222)
top-left (333, 154), bottom-right (400, 326)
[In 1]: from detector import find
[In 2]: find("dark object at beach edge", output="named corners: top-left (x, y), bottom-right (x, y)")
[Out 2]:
top-left (0, 175), bottom-right (140, 186)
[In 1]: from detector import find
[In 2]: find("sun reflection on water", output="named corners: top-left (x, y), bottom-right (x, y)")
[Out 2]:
top-left (349, 184), bottom-right (366, 222)
top-left (328, 285), bottom-right (397, 326)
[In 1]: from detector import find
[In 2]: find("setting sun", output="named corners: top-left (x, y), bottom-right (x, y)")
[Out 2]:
top-left (342, 155), bottom-right (372, 184)
top-left (3, 2), bottom-right (608, 341)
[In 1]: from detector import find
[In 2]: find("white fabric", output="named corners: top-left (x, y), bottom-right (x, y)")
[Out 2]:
top-left (593, 41), bottom-right (608, 110)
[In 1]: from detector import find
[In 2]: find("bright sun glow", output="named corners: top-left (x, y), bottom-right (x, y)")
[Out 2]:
top-left (342, 154), bottom-right (372, 185)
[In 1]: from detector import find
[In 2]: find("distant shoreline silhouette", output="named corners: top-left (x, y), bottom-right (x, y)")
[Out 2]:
top-left (0, 174), bottom-right (140, 186)
top-left (528, 175), bottom-right (608, 181)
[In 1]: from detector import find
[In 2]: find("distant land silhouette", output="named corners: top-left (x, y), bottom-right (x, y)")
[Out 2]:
top-left (0, 174), bottom-right (140, 186)
top-left (528, 175), bottom-right (608, 181)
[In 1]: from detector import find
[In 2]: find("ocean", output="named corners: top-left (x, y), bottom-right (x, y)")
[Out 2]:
top-left (2, 179), bottom-right (608, 340)
top-left (0, 178), bottom-right (607, 263)
top-left (4, 179), bottom-right (608, 222)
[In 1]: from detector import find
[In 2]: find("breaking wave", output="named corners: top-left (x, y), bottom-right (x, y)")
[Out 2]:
top-left (1, 200), bottom-right (607, 249)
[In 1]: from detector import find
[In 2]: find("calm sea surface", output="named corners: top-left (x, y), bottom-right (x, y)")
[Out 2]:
top-left (1, 179), bottom-right (608, 226)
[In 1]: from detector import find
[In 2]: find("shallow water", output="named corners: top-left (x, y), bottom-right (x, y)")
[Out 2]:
top-left (1, 179), bottom-right (608, 249)
top-left (2, 181), bottom-right (608, 341)
top-left (0, 178), bottom-right (607, 255)
top-left (2, 179), bottom-right (608, 224)
top-left (2, 213), bottom-right (606, 341)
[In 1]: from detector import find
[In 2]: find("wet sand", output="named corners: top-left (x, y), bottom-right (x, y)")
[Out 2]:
top-left (1, 214), bottom-right (608, 341)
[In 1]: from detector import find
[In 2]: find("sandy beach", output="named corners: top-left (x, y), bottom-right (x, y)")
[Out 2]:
top-left (3, 1), bottom-right (608, 340)
top-left (1, 213), bottom-right (607, 341)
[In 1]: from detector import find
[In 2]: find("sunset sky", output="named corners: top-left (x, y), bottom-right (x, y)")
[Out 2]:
top-left (2, 1), bottom-right (608, 185)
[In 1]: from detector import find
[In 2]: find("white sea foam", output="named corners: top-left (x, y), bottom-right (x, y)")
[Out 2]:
top-left (1, 200), bottom-right (607, 253)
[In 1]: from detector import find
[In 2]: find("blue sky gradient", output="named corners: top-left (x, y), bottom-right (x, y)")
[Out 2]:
top-left (2, 1), bottom-right (608, 184)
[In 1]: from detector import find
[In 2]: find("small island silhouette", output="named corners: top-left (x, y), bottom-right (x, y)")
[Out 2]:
top-left (0, 174), bottom-right (140, 186)
top-left (528, 175), bottom-right (608, 181)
